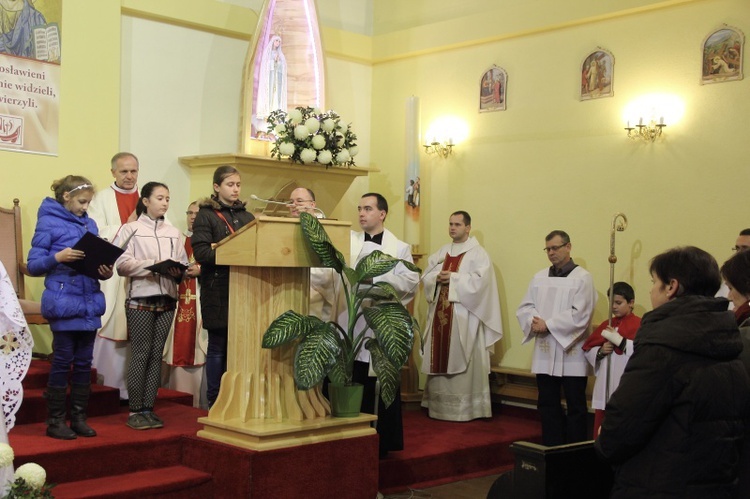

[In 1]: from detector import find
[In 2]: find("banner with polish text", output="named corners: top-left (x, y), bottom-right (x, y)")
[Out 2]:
top-left (0, 0), bottom-right (62, 156)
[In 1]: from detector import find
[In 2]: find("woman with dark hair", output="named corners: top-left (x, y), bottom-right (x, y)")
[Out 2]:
top-left (191, 166), bottom-right (255, 408)
top-left (595, 246), bottom-right (750, 498)
top-left (115, 182), bottom-right (188, 430)
top-left (720, 251), bottom-right (750, 498)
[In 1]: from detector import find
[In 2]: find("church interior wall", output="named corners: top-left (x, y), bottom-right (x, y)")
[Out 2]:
top-left (366, 0), bottom-right (750, 370)
top-left (3, 0), bottom-right (747, 372)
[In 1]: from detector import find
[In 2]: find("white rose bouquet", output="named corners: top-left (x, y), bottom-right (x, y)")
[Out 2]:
top-left (267, 106), bottom-right (359, 167)
top-left (4, 461), bottom-right (55, 499)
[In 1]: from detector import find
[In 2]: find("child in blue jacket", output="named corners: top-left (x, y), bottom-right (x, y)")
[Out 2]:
top-left (27, 175), bottom-right (114, 440)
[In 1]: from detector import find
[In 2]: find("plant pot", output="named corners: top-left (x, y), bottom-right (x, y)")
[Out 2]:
top-left (328, 382), bottom-right (364, 417)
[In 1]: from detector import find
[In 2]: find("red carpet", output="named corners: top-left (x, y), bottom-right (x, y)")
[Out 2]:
top-left (380, 406), bottom-right (542, 494)
top-left (13, 361), bottom-right (542, 496)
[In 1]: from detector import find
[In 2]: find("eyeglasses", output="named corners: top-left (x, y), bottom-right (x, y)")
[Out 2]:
top-left (543, 243), bottom-right (569, 253)
top-left (289, 199), bottom-right (313, 205)
top-left (732, 246), bottom-right (750, 252)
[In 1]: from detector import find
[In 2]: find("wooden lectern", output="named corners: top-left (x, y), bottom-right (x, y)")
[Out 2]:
top-left (197, 216), bottom-right (376, 451)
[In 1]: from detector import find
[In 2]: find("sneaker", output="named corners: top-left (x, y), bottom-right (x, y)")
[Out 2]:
top-left (143, 411), bottom-right (164, 429)
top-left (127, 413), bottom-right (151, 430)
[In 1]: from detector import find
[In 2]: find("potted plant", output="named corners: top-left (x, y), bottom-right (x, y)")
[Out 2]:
top-left (261, 212), bottom-right (421, 415)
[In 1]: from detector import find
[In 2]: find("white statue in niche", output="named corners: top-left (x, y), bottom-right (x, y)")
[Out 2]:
top-left (255, 35), bottom-right (287, 123)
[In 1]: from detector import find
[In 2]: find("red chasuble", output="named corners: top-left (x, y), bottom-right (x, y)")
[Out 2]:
top-left (429, 252), bottom-right (467, 373)
top-left (114, 189), bottom-right (139, 224)
top-left (169, 237), bottom-right (200, 366)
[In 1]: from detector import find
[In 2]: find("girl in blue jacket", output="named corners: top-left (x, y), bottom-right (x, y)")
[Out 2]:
top-left (27, 175), bottom-right (114, 440)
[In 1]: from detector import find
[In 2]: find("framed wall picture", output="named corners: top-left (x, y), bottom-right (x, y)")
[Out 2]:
top-left (580, 48), bottom-right (614, 100)
top-left (479, 65), bottom-right (507, 112)
top-left (701, 25), bottom-right (744, 84)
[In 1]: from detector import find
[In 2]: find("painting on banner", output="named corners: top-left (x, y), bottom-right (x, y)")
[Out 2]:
top-left (0, 0), bottom-right (62, 156)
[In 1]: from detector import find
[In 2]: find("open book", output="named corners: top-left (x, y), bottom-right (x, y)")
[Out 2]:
top-left (64, 230), bottom-right (135, 279)
top-left (33, 23), bottom-right (61, 62)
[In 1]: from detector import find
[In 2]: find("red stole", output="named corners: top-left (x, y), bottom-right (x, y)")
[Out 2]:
top-left (170, 237), bottom-right (200, 366)
top-left (429, 252), bottom-right (466, 373)
top-left (114, 189), bottom-right (139, 224)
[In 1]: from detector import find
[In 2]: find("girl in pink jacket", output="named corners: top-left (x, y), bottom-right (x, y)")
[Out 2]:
top-left (114, 182), bottom-right (188, 430)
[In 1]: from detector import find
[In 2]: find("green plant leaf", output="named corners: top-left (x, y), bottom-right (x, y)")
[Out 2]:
top-left (328, 357), bottom-right (348, 385)
top-left (343, 267), bottom-right (359, 287)
top-left (262, 310), bottom-right (322, 348)
top-left (355, 250), bottom-right (400, 281)
top-left (299, 212), bottom-right (346, 272)
top-left (363, 303), bottom-right (414, 368)
top-left (356, 281), bottom-right (400, 302)
top-left (293, 323), bottom-right (341, 389)
top-left (366, 339), bottom-right (401, 408)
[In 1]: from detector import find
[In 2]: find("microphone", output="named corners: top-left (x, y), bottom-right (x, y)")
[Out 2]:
top-left (250, 194), bottom-right (293, 207)
top-left (404, 257), bottom-right (445, 297)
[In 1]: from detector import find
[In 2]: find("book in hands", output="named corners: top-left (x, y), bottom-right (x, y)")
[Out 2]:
top-left (145, 260), bottom-right (188, 274)
top-left (64, 232), bottom-right (125, 280)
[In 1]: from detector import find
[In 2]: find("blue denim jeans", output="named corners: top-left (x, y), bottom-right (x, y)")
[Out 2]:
top-left (49, 330), bottom-right (97, 387)
top-left (206, 327), bottom-right (228, 407)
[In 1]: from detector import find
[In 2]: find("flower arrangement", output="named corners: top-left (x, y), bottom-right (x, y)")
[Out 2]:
top-left (0, 446), bottom-right (55, 499)
top-left (266, 106), bottom-right (358, 167)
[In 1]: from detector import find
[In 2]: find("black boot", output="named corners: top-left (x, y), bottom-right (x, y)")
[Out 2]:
top-left (70, 383), bottom-right (97, 437)
top-left (45, 386), bottom-right (76, 440)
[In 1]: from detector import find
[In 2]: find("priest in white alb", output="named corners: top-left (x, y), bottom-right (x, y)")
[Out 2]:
top-left (88, 152), bottom-right (140, 400)
top-left (421, 211), bottom-right (503, 421)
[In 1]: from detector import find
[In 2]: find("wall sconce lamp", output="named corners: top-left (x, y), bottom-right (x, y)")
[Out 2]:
top-left (625, 116), bottom-right (667, 142)
top-left (423, 139), bottom-right (454, 158)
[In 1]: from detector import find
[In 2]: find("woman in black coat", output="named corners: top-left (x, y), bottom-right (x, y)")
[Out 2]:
top-left (595, 246), bottom-right (750, 499)
top-left (191, 166), bottom-right (255, 408)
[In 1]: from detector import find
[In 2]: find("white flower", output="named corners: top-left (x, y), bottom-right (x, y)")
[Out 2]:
top-left (293, 125), bottom-right (310, 141)
top-left (317, 150), bottom-right (333, 164)
top-left (304, 118), bottom-right (320, 133)
top-left (0, 443), bottom-right (13, 467)
top-left (311, 135), bottom-right (326, 150)
top-left (300, 148), bottom-right (317, 163)
top-left (15, 462), bottom-right (46, 490)
top-left (348, 146), bottom-right (359, 157)
top-left (321, 118), bottom-right (335, 132)
top-left (274, 123), bottom-right (287, 135)
top-left (289, 108), bottom-right (303, 124)
top-left (312, 107), bottom-right (322, 115)
top-left (279, 142), bottom-right (295, 156)
top-left (336, 149), bottom-right (351, 163)
top-left (336, 134), bottom-right (345, 147)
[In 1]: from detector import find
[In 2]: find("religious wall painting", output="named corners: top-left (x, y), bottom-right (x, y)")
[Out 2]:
top-left (580, 48), bottom-right (614, 101)
top-left (701, 25), bottom-right (744, 84)
top-left (240, 0), bottom-right (326, 154)
top-left (479, 65), bottom-right (506, 112)
top-left (0, 0), bottom-right (63, 155)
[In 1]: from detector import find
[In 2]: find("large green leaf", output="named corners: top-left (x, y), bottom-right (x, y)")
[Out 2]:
top-left (328, 357), bottom-right (348, 385)
top-left (293, 323), bottom-right (341, 389)
top-left (262, 310), bottom-right (322, 348)
top-left (366, 339), bottom-right (401, 408)
top-left (362, 303), bottom-right (414, 368)
top-left (299, 212), bottom-right (346, 272)
top-left (355, 250), bottom-right (400, 281)
top-left (356, 281), bottom-right (400, 302)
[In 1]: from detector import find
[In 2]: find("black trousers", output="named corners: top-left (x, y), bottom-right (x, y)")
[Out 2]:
top-left (353, 360), bottom-right (403, 457)
top-left (536, 373), bottom-right (588, 446)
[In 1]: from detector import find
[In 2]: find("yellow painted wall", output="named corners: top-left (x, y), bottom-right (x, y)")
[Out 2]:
top-left (368, 0), bottom-right (750, 370)
top-left (0, 0), bottom-right (121, 351)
